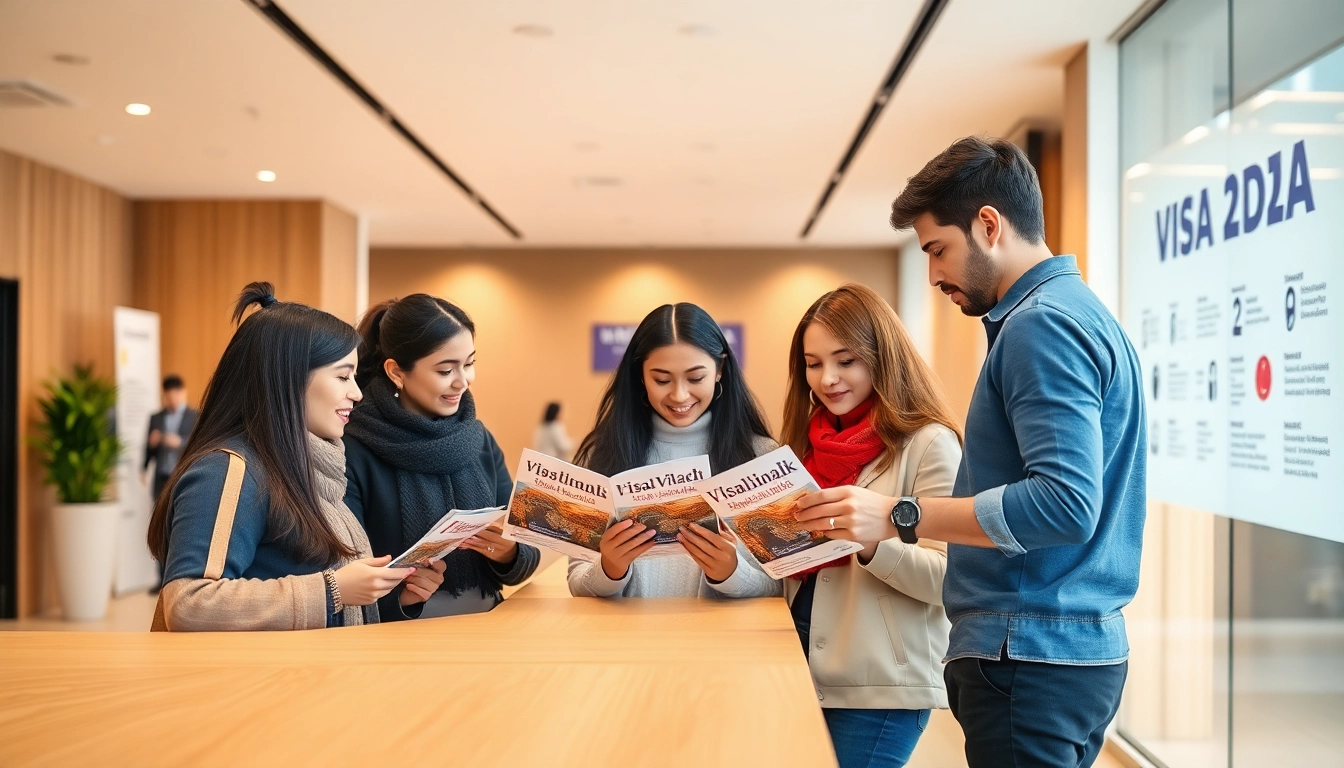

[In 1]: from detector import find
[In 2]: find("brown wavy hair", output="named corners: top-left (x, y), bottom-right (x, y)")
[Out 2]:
top-left (781, 284), bottom-right (962, 474)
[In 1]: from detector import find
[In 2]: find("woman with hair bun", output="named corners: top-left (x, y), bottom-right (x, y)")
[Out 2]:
top-left (344, 294), bottom-right (540, 618)
top-left (149, 283), bottom-right (430, 631)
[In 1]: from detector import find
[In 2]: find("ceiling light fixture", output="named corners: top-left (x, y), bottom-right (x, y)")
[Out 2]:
top-left (512, 24), bottom-right (553, 37)
top-left (124, 103), bottom-right (151, 116)
top-left (256, 170), bottom-right (277, 182)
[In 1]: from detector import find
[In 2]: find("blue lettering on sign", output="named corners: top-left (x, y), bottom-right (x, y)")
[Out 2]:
top-left (1154, 139), bottom-right (1315, 262)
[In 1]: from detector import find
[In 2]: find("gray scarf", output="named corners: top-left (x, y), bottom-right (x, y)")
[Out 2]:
top-left (344, 377), bottom-right (499, 597)
top-left (308, 433), bottom-right (378, 626)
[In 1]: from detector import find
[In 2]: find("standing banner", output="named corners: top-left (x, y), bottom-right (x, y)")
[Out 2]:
top-left (112, 307), bottom-right (161, 594)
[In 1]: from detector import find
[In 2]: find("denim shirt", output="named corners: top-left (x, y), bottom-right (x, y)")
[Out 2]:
top-left (944, 255), bottom-right (1146, 666)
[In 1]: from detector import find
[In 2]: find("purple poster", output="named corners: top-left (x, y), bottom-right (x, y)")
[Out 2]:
top-left (592, 322), bottom-right (745, 372)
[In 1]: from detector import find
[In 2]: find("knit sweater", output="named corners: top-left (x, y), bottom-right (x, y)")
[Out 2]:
top-left (567, 412), bottom-right (781, 598)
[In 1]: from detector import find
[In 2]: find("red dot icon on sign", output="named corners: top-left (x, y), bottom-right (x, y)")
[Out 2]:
top-left (1256, 355), bottom-right (1272, 400)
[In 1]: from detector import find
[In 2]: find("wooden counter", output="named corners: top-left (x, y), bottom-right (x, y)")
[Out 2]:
top-left (0, 562), bottom-right (835, 767)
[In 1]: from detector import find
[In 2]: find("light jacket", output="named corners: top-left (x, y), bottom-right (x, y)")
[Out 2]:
top-left (784, 423), bottom-right (962, 709)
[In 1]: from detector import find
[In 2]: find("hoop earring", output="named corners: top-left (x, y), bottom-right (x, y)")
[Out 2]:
top-left (714, 381), bottom-right (724, 400)
top-left (808, 390), bottom-right (818, 407)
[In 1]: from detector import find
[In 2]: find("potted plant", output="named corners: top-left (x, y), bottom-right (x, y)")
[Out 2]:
top-left (31, 364), bottom-right (123, 621)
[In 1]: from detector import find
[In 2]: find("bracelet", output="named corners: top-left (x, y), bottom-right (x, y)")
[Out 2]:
top-left (322, 569), bottom-right (343, 614)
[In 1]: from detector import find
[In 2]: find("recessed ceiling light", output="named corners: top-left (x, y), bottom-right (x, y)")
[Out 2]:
top-left (256, 170), bottom-right (277, 183)
top-left (691, 141), bottom-right (716, 152)
top-left (678, 24), bottom-right (715, 38)
top-left (573, 141), bottom-right (600, 152)
top-left (93, 135), bottom-right (118, 146)
top-left (52, 53), bottom-right (90, 66)
top-left (512, 24), bottom-right (553, 37)
top-left (124, 103), bottom-right (151, 116)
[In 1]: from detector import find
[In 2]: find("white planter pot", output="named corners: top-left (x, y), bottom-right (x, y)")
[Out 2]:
top-left (51, 501), bottom-right (122, 621)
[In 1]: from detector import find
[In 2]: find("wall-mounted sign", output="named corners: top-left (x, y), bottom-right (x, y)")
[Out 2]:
top-left (1121, 45), bottom-right (1342, 543)
top-left (592, 322), bottom-right (745, 372)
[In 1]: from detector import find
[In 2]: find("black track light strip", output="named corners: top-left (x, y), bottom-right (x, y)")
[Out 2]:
top-left (242, 0), bottom-right (523, 239)
top-left (798, 0), bottom-right (950, 239)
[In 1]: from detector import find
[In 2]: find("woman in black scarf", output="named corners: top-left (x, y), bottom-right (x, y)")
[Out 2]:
top-left (344, 294), bottom-right (540, 618)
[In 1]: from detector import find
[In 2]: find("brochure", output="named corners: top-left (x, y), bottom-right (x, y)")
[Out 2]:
top-left (503, 450), bottom-right (718, 562)
top-left (610, 455), bottom-right (715, 557)
top-left (695, 446), bottom-right (864, 579)
top-left (504, 449), bottom-right (616, 562)
top-left (386, 506), bottom-right (509, 568)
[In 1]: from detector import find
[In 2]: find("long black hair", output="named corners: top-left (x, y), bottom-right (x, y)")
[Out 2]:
top-left (355, 294), bottom-right (475, 388)
top-left (575, 303), bottom-right (771, 475)
top-left (148, 282), bottom-right (361, 566)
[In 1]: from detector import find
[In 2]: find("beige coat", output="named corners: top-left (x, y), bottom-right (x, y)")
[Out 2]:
top-left (784, 423), bottom-right (962, 710)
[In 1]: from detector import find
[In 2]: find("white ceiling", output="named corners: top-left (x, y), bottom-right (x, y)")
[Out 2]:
top-left (0, 0), bottom-right (1142, 247)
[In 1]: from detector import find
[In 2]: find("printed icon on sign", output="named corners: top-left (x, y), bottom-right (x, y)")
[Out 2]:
top-left (1150, 420), bottom-right (1159, 455)
top-left (1152, 365), bottom-right (1160, 401)
top-left (1232, 297), bottom-right (1242, 336)
top-left (1285, 287), bottom-right (1297, 332)
top-left (1208, 361), bottom-right (1217, 401)
top-left (1256, 356), bottom-right (1272, 401)
top-left (1169, 312), bottom-right (1176, 344)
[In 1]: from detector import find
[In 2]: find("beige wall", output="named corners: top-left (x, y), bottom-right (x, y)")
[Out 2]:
top-left (369, 248), bottom-right (900, 463)
top-left (0, 149), bottom-right (135, 617)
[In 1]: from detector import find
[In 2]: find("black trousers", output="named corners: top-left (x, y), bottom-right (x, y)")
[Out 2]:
top-left (944, 650), bottom-right (1127, 768)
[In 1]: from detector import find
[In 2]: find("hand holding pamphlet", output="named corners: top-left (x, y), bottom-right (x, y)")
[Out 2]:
top-left (386, 506), bottom-right (509, 568)
top-left (695, 446), bottom-right (864, 578)
top-left (610, 455), bottom-right (715, 557)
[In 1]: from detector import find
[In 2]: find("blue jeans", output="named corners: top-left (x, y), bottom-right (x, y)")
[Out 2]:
top-left (823, 707), bottom-right (930, 768)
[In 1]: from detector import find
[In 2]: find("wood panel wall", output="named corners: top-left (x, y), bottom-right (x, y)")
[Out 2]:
top-left (1063, 47), bottom-right (1090, 279)
top-left (132, 200), bottom-right (358, 409)
top-left (0, 149), bottom-right (134, 617)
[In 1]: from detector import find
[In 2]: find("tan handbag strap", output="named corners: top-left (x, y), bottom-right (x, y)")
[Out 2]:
top-left (204, 450), bottom-right (246, 580)
top-left (150, 449), bottom-right (246, 631)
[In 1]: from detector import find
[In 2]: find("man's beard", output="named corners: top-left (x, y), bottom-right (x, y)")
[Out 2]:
top-left (948, 236), bottom-right (1000, 317)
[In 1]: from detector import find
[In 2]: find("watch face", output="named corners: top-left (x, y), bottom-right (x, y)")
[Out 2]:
top-left (893, 500), bottom-right (919, 527)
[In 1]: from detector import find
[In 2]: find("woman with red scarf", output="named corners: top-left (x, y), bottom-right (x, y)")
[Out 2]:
top-left (780, 284), bottom-right (963, 768)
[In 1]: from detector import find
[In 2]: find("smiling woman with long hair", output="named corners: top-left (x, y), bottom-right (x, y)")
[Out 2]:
top-left (148, 282), bottom-right (425, 631)
top-left (567, 302), bottom-right (779, 599)
top-left (780, 283), bottom-right (962, 768)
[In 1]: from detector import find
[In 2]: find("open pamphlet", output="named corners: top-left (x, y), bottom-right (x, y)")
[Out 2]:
top-left (503, 450), bottom-right (716, 562)
top-left (505, 450), bottom-right (615, 562)
top-left (611, 455), bottom-right (715, 557)
top-left (386, 506), bottom-right (509, 568)
top-left (695, 445), bottom-right (864, 579)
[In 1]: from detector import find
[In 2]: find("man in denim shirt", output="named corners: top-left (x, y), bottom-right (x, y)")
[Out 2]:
top-left (796, 137), bottom-right (1144, 767)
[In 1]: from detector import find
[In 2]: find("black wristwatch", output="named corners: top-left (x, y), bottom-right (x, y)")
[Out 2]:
top-left (890, 497), bottom-right (921, 544)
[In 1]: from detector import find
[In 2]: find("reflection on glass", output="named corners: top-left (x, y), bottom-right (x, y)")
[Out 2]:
top-left (1231, 522), bottom-right (1344, 765)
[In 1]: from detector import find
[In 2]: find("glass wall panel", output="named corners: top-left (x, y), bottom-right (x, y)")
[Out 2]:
top-left (1120, 2), bottom-right (1344, 767)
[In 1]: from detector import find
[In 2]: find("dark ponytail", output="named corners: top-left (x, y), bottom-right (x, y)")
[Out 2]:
top-left (148, 282), bottom-right (361, 566)
top-left (355, 294), bottom-right (475, 387)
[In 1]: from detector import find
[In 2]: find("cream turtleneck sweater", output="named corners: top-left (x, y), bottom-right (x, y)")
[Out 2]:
top-left (567, 412), bottom-right (781, 599)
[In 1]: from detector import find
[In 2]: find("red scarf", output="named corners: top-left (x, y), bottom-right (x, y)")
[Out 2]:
top-left (791, 397), bottom-right (885, 579)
